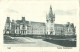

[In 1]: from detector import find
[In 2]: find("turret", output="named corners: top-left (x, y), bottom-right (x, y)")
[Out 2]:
top-left (4, 17), bottom-right (11, 34)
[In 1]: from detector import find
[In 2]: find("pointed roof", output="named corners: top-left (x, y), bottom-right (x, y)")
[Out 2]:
top-left (48, 5), bottom-right (54, 18)
top-left (50, 5), bottom-right (52, 12)
top-left (49, 5), bottom-right (53, 14)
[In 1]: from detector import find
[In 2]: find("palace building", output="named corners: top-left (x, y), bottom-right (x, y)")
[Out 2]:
top-left (3, 6), bottom-right (76, 36)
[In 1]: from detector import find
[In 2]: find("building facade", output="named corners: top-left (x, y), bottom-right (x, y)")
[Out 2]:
top-left (3, 6), bottom-right (76, 36)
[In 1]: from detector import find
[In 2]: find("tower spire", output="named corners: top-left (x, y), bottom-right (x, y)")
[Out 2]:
top-left (49, 5), bottom-right (54, 18)
top-left (50, 5), bottom-right (52, 11)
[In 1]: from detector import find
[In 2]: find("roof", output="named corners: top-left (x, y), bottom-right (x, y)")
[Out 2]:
top-left (16, 20), bottom-right (45, 27)
top-left (30, 21), bottom-right (45, 27)
top-left (16, 20), bottom-right (66, 28)
top-left (54, 24), bottom-right (65, 27)
top-left (16, 20), bottom-right (29, 25)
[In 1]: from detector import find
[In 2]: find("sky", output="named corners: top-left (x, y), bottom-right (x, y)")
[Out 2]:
top-left (0, 0), bottom-right (79, 34)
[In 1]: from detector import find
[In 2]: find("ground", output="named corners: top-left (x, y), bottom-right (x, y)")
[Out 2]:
top-left (4, 35), bottom-right (61, 47)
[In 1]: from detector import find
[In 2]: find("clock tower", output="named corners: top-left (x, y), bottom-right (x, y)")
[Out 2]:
top-left (46, 5), bottom-right (55, 35)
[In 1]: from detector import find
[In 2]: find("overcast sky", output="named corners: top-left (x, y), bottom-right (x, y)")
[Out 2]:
top-left (0, 0), bottom-right (79, 34)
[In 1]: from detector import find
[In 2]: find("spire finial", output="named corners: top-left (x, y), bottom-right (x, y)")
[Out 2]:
top-left (49, 5), bottom-right (53, 12)
top-left (49, 5), bottom-right (53, 16)
top-left (50, 5), bottom-right (52, 9)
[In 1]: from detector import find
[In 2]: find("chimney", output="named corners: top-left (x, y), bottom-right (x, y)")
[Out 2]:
top-left (67, 22), bottom-right (70, 25)
top-left (22, 17), bottom-right (25, 21)
top-left (6, 17), bottom-right (11, 23)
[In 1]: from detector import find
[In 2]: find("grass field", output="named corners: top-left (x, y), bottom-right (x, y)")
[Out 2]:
top-left (43, 39), bottom-right (76, 47)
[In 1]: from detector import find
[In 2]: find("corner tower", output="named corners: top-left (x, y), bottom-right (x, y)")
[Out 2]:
top-left (46, 5), bottom-right (55, 35)
top-left (4, 17), bottom-right (11, 34)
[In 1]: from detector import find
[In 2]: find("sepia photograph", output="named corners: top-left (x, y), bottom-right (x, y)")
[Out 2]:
top-left (0, 0), bottom-right (79, 52)
top-left (3, 0), bottom-right (77, 47)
